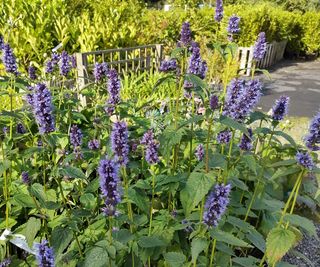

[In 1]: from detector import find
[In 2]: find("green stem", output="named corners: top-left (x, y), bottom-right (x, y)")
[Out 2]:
top-left (244, 181), bottom-right (260, 222)
top-left (188, 93), bottom-right (195, 175)
top-left (205, 118), bottom-right (213, 173)
top-left (254, 119), bottom-right (263, 154)
top-left (123, 168), bottom-right (134, 233)
top-left (149, 174), bottom-right (155, 236)
top-left (209, 239), bottom-right (217, 267)
top-left (1, 141), bottom-right (9, 229)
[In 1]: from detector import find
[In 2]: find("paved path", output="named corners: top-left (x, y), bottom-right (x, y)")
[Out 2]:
top-left (257, 59), bottom-right (320, 117)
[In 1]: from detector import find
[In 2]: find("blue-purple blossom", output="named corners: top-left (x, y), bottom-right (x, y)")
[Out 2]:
top-left (239, 128), bottom-right (253, 151)
top-left (70, 55), bottom-right (76, 68)
top-left (105, 69), bottom-right (121, 115)
top-left (111, 121), bottom-right (129, 166)
top-left (253, 32), bottom-right (267, 61)
top-left (2, 127), bottom-right (8, 135)
top-left (181, 219), bottom-right (193, 233)
top-left (2, 43), bottom-right (19, 75)
top-left (70, 125), bottom-right (83, 159)
top-left (180, 22), bottom-right (192, 46)
top-left (195, 144), bottom-right (205, 161)
top-left (45, 60), bottom-right (54, 74)
top-left (203, 183), bottom-right (231, 227)
top-left (305, 111), bottom-right (320, 151)
top-left (187, 43), bottom-right (207, 80)
top-left (98, 156), bottom-right (122, 216)
top-left (59, 51), bottom-right (71, 76)
top-left (34, 240), bottom-right (55, 267)
top-left (88, 139), bottom-right (100, 150)
top-left (227, 15), bottom-right (240, 34)
top-left (141, 130), bottom-right (160, 164)
top-left (296, 151), bottom-right (314, 170)
top-left (0, 258), bottom-right (11, 267)
top-left (217, 130), bottom-right (232, 144)
top-left (210, 95), bottom-right (219, 111)
top-left (25, 86), bottom-right (34, 106)
top-left (16, 123), bottom-right (26, 134)
top-left (223, 79), bottom-right (262, 122)
top-left (51, 53), bottom-right (60, 64)
top-left (271, 95), bottom-right (289, 121)
top-left (28, 66), bottom-right (37, 80)
top-left (21, 171), bottom-right (30, 185)
top-left (0, 35), bottom-right (4, 50)
top-left (214, 0), bottom-right (224, 22)
top-left (32, 83), bottom-right (55, 134)
top-left (93, 62), bottom-right (108, 82)
top-left (159, 59), bottom-right (177, 72)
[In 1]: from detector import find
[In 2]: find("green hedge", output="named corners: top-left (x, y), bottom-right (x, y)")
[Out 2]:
top-left (1, 1), bottom-right (320, 70)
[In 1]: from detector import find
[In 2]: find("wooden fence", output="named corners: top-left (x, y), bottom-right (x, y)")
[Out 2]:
top-left (238, 40), bottom-right (287, 76)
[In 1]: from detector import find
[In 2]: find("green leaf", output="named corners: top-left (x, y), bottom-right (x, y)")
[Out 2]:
top-left (233, 256), bottom-right (259, 267)
top-left (191, 238), bottom-right (207, 263)
top-left (180, 172), bottom-right (215, 216)
top-left (210, 229), bottom-right (252, 248)
top-left (269, 159), bottom-right (297, 168)
top-left (84, 245), bottom-right (109, 267)
top-left (246, 229), bottom-right (266, 252)
top-left (24, 217), bottom-right (41, 247)
top-left (138, 236), bottom-right (167, 248)
top-left (284, 214), bottom-right (317, 237)
top-left (13, 193), bottom-right (37, 208)
top-left (270, 166), bottom-right (301, 181)
top-left (164, 252), bottom-right (186, 267)
top-left (242, 155), bottom-right (257, 174)
top-left (208, 153), bottom-right (227, 169)
top-left (219, 116), bottom-right (249, 135)
top-left (128, 188), bottom-right (150, 214)
top-left (51, 226), bottom-right (74, 256)
top-left (273, 131), bottom-right (297, 147)
top-left (29, 183), bottom-right (46, 205)
top-left (266, 228), bottom-right (297, 265)
top-left (80, 193), bottom-right (96, 210)
top-left (184, 73), bottom-right (207, 89)
top-left (60, 166), bottom-right (87, 180)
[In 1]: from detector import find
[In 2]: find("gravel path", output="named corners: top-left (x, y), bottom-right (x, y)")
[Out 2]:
top-left (282, 223), bottom-right (320, 266)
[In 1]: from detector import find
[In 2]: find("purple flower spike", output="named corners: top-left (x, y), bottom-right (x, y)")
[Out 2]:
top-left (88, 139), bottom-right (100, 150)
top-left (70, 125), bottom-right (83, 159)
top-left (16, 123), bottom-right (26, 134)
top-left (32, 83), bottom-right (55, 134)
top-left (296, 151), bottom-right (314, 170)
top-left (98, 156), bottom-right (122, 216)
top-left (239, 128), bottom-right (253, 151)
top-left (93, 62), bottom-right (108, 82)
top-left (227, 15), bottom-right (240, 34)
top-left (271, 95), bottom-right (289, 121)
top-left (180, 22), bottom-right (192, 46)
top-left (0, 258), bottom-right (11, 267)
top-left (28, 66), bottom-right (37, 80)
top-left (159, 59), bottom-right (177, 72)
top-left (0, 35), bottom-right (4, 50)
top-left (105, 69), bottom-right (121, 115)
top-left (217, 130), bottom-right (232, 144)
top-left (34, 240), bottom-right (55, 267)
top-left (2, 43), bottom-right (19, 75)
top-left (253, 32), bottom-right (267, 61)
top-left (59, 51), bottom-right (71, 77)
top-left (187, 43), bottom-right (207, 80)
top-left (305, 111), bottom-right (320, 151)
top-left (141, 130), bottom-right (160, 165)
top-left (45, 60), bottom-right (54, 74)
top-left (195, 144), bottom-right (205, 161)
top-left (210, 95), bottom-right (219, 111)
top-left (203, 183), bottom-right (231, 227)
top-left (111, 121), bottom-right (129, 166)
top-left (21, 171), bottom-right (30, 185)
top-left (214, 0), bottom-right (224, 22)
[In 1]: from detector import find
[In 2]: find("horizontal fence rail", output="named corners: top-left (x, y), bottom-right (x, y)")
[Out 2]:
top-left (238, 40), bottom-right (287, 76)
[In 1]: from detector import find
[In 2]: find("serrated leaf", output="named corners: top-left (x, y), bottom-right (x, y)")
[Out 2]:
top-left (24, 217), bottom-right (41, 247)
top-left (84, 245), bottom-right (109, 267)
top-left (164, 252), bottom-right (186, 267)
top-left (210, 229), bottom-right (252, 248)
top-left (242, 155), bottom-right (257, 174)
top-left (284, 214), bottom-right (317, 237)
top-left (266, 228), bottom-right (297, 265)
top-left (51, 226), bottom-right (73, 256)
top-left (29, 183), bottom-right (46, 205)
top-left (191, 238), bottom-right (207, 263)
top-left (269, 159), bottom-right (297, 168)
top-left (270, 166), bottom-right (301, 181)
top-left (219, 116), bottom-right (249, 135)
top-left (60, 166), bottom-right (87, 180)
top-left (233, 256), bottom-right (259, 267)
top-left (80, 193), bottom-right (96, 210)
top-left (273, 131), bottom-right (297, 147)
top-left (138, 236), bottom-right (167, 248)
top-left (13, 193), bottom-right (37, 208)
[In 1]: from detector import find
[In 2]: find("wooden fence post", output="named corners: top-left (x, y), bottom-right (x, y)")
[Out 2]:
top-left (76, 53), bottom-right (88, 107)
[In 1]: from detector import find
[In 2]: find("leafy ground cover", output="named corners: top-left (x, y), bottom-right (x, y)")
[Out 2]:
top-left (0, 6), bottom-right (319, 267)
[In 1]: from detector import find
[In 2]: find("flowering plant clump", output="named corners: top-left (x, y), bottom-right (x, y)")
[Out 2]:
top-left (0, 16), bottom-right (319, 267)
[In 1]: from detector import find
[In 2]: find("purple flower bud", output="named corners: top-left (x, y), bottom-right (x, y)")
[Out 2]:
top-left (25, 85), bottom-right (34, 106)
top-left (296, 151), bottom-right (314, 170)
top-left (227, 15), bottom-right (240, 34)
top-left (214, 0), bottom-right (224, 22)
top-left (187, 44), bottom-right (207, 80)
top-left (0, 258), bottom-right (11, 267)
top-left (98, 156), bottom-right (122, 216)
top-left (210, 95), bottom-right (219, 110)
top-left (141, 130), bottom-right (160, 165)
top-left (203, 183), bottom-right (231, 227)
top-left (34, 240), bottom-right (55, 267)
top-left (180, 22), bottom-right (192, 46)
top-left (45, 60), bottom-right (54, 74)
top-left (195, 144), bottom-right (205, 161)
top-left (105, 69), bottom-right (121, 115)
top-left (2, 127), bottom-right (8, 135)
top-left (111, 121), bottom-right (129, 166)
top-left (70, 55), bottom-right (77, 69)
top-left (28, 66), bottom-right (37, 80)
top-left (21, 171), bottom-right (30, 185)
top-left (59, 51), bottom-right (71, 77)
top-left (304, 111), bottom-right (320, 151)
top-left (70, 125), bottom-right (83, 159)
top-left (0, 35), bottom-right (4, 50)
top-left (159, 59), bottom-right (177, 72)
top-left (217, 130), bottom-right (232, 144)
top-left (2, 43), bottom-right (19, 75)
top-left (181, 219), bottom-right (193, 233)
top-left (93, 62), bottom-right (108, 82)
top-left (16, 123), bottom-right (26, 134)
top-left (271, 95), bottom-right (289, 121)
top-left (88, 139), bottom-right (100, 150)
top-left (32, 83), bottom-right (55, 134)
top-left (239, 128), bottom-right (253, 151)
top-left (253, 32), bottom-right (267, 61)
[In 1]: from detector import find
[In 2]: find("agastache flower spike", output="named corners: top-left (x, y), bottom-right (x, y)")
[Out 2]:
top-left (0, 35), bottom-right (4, 50)
top-left (111, 121), bottom-right (129, 166)
top-left (98, 156), bottom-right (122, 216)
top-left (305, 111), bottom-right (320, 151)
top-left (88, 139), bottom-right (100, 150)
top-left (214, 0), bottom-right (224, 22)
top-left (2, 43), bottom-right (19, 75)
top-left (16, 123), bottom-right (26, 134)
top-left (32, 83), bottom-right (55, 134)
top-left (203, 183), bottom-right (231, 227)
top-left (271, 95), bottom-right (289, 121)
top-left (0, 258), bottom-right (11, 267)
top-left (227, 15), bottom-right (240, 35)
top-left (296, 151), bottom-right (314, 170)
top-left (28, 66), bottom-right (37, 80)
top-left (70, 125), bottom-right (83, 160)
top-left (21, 171), bottom-right (30, 185)
top-left (93, 62), bottom-right (108, 82)
top-left (180, 22), bottom-right (192, 46)
top-left (159, 59), bottom-right (177, 72)
top-left (217, 130), bottom-right (232, 144)
top-left (210, 95), bottom-right (219, 111)
top-left (195, 144), bottom-right (205, 161)
top-left (59, 51), bottom-right (71, 76)
top-left (106, 69), bottom-right (121, 115)
top-left (34, 240), bottom-right (55, 267)
top-left (141, 130), bottom-right (160, 164)
top-left (187, 43), bottom-right (207, 80)
top-left (253, 32), bottom-right (267, 61)
top-left (239, 128), bottom-right (253, 151)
